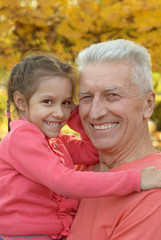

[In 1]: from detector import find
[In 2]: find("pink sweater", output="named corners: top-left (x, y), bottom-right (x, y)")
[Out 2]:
top-left (67, 152), bottom-right (161, 240)
top-left (0, 113), bottom-right (140, 237)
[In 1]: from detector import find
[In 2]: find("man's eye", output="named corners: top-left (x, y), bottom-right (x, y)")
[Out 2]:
top-left (79, 95), bottom-right (92, 101)
top-left (105, 93), bottom-right (121, 101)
top-left (84, 95), bottom-right (91, 98)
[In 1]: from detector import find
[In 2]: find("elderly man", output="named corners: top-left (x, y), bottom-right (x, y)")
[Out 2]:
top-left (67, 39), bottom-right (161, 239)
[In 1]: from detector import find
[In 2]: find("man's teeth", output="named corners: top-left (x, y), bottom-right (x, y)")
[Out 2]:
top-left (47, 122), bottom-right (60, 128)
top-left (93, 123), bottom-right (118, 130)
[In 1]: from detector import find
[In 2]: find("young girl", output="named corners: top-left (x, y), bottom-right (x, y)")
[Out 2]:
top-left (0, 54), bottom-right (160, 240)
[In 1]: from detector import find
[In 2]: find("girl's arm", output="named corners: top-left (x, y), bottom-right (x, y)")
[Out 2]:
top-left (8, 121), bottom-right (141, 198)
top-left (9, 121), bottom-right (161, 198)
top-left (65, 106), bottom-right (99, 165)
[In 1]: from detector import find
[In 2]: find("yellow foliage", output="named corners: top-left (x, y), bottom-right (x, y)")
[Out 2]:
top-left (0, 0), bottom-right (161, 139)
top-left (0, 22), bottom-right (11, 34)
top-left (1, 0), bottom-right (161, 71)
top-left (62, 124), bottom-right (80, 138)
top-left (0, 0), bottom-right (19, 7)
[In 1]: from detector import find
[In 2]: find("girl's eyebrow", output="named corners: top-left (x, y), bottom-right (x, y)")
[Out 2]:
top-left (39, 95), bottom-right (56, 99)
top-left (65, 96), bottom-right (73, 100)
top-left (39, 95), bottom-right (73, 99)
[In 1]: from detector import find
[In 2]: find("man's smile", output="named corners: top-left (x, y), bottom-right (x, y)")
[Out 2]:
top-left (92, 122), bottom-right (119, 130)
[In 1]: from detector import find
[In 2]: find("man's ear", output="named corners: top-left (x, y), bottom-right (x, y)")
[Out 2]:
top-left (14, 91), bottom-right (26, 112)
top-left (143, 91), bottom-right (155, 119)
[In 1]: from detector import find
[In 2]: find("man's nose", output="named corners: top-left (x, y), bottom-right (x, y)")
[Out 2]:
top-left (89, 97), bottom-right (108, 120)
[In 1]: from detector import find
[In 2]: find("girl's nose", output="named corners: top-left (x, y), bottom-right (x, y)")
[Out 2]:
top-left (52, 105), bottom-right (64, 119)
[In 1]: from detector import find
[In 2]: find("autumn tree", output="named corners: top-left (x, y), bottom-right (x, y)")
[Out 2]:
top-left (0, 0), bottom-right (161, 137)
top-left (0, 0), bottom-right (161, 70)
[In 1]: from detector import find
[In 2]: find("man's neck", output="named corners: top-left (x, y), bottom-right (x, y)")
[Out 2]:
top-left (98, 134), bottom-right (157, 170)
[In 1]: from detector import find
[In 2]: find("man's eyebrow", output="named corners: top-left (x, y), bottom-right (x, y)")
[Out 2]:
top-left (104, 87), bottom-right (121, 91)
top-left (79, 90), bottom-right (90, 95)
top-left (79, 87), bottom-right (121, 95)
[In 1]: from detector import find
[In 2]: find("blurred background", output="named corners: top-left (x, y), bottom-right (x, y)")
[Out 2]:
top-left (0, 0), bottom-right (161, 149)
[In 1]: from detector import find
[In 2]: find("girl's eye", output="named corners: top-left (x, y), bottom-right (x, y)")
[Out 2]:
top-left (62, 101), bottom-right (72, 106)
top-left (43, 99), bottom-right (52, 104)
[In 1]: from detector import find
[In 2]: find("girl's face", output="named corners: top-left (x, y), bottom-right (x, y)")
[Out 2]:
top-left (22, 76), bottom-right (73, 138)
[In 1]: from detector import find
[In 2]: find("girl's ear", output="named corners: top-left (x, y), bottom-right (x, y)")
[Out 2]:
top-left (143, 91), bottom-right (155, 119)
top-left (14, 91), bottom-right (26, 112)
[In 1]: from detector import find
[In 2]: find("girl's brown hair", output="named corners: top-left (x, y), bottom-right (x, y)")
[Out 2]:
top-left (7, 54), bottom-right (77, 131)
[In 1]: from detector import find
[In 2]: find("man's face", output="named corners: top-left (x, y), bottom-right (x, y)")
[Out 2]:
top-left (79, 62), bottom-right (148, 152)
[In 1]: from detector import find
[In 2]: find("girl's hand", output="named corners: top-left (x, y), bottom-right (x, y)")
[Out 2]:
top-left (141, 166), bottom-right (161, 190)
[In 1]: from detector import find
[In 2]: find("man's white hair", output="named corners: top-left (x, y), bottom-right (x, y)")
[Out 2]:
top-left (76, 39), bottom-right (153, 95)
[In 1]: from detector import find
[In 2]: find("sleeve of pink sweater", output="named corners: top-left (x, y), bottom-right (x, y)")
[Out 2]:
top-left (66, 106), bottom-right (99, 165)
top-left (8, 121), bottom-right (141, 198)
